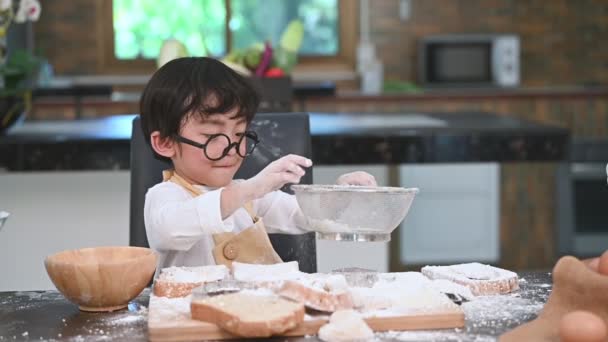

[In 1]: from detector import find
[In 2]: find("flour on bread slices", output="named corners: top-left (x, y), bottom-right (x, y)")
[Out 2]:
top-left (278, 273), bottom-right (354, 312)
top-left (190, 290), bottom-right (305, 338)
top-left (232, 261), bottom-right (303, 283)
top-left (318, 310), bottom-right (374, 342)
top-left (349, 272), bottom-right (461, 315)
top-left (153, 265), bottom-right (229, 298)
top-left (421, 262), bottom-right (519, 296)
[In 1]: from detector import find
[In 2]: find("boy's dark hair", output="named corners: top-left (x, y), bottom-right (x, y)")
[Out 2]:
top-left (139, 57), bottom-right (260, 161)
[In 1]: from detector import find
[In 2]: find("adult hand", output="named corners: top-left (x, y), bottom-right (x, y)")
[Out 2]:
top-left (336, 171), bottom-right (377, 186)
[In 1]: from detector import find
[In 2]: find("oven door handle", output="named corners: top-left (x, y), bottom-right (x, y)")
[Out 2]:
top-left (570, 163), bottom-right (607, 178)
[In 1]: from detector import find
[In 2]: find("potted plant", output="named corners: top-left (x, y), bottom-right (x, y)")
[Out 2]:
top-left (0, 0), bottom-right (41, 134)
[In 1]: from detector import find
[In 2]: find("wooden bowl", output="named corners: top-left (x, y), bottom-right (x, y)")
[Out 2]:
top-left (45, 246), bottom-right (157, 312)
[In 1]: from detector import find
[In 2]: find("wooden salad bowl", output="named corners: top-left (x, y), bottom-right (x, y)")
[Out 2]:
top-left (45, 246), bottom-right (157, 312)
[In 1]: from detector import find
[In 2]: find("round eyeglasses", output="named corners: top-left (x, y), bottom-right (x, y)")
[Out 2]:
top-left (174, 131), bottom-right (259, 161)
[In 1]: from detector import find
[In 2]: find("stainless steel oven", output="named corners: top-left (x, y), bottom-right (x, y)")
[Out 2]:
top-left (557, 140), bottom-right (608, 257)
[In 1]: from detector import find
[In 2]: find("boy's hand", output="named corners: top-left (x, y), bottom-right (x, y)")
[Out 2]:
top-left (336, 171), bottom-right (377, 186)
top-left (245, 154), bottom-right (313, 199)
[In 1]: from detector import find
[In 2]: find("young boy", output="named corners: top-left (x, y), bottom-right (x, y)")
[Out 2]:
top-left (140, 57), bottom-right (376, 269)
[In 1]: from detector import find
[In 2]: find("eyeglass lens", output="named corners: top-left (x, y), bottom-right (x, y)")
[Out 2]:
top-left (205, 133), bottom-right (257, 160)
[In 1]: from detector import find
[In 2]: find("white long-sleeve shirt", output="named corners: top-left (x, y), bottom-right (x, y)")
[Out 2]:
top-left (144, 181), bottom-right (308, 269)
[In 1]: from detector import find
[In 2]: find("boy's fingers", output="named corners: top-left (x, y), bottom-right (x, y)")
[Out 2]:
top-left (282, 172), bottom-right (302, 185)
top-left (284, 154), bottom-right (313, 168)
top-left (288, 163), bottom-right (305, 176)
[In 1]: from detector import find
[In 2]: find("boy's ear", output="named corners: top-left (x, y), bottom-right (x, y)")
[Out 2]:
top-left (150, 131), bottom-right (176, 158)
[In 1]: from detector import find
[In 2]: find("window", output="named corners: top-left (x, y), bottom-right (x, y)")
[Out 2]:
top-left (97, 0), bottom-right (357, 75)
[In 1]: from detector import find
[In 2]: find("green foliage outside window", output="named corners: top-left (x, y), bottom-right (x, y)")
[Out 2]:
top-left (113, 0), bottom-right (338, 60)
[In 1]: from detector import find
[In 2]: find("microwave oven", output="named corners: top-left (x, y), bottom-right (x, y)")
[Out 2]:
top-left (418, 34), bottom-right (520, 88)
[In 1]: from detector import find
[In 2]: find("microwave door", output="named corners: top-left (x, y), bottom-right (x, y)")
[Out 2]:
top-left (425, 43), bottom-right (493, 87)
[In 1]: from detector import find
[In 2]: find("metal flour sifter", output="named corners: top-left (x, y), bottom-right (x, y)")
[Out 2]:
top-left (291, 185), bottom-right (419, 242)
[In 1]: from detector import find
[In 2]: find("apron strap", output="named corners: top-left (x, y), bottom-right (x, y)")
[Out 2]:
top-left (163, 169), bottom-right (258, 222)
top-left (163, 169), bottom-right (201, 197)
top-left (243, 202), bottom-right (259, 223)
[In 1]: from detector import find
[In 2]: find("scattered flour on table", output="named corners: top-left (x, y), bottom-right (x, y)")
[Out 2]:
top-left (101, 307), bottom-right (148, 326)
top-left (376, 289), bottom-right (546, 341)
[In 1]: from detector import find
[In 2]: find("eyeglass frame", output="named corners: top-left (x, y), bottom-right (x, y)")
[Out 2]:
top-left (173, 131), bottom-right (260, 161)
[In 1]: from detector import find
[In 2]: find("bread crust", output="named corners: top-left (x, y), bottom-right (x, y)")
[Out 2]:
top-left (152, 265), bottom-right (229, 298)
top-left (421, 263), bottom-right (519, 296)
top-left (153, 280), bottom-right (203, 298)
top-left (277, 280), bottom-right (354, 312)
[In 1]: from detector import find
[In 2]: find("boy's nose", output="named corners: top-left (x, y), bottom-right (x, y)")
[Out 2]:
top-left (223, 142), bottom-right (239, 157)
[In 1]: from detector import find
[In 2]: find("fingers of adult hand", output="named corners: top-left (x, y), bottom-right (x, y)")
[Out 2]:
top-left (363, 174), bottom-right (377, 186)
top-left (584, 257), bottom-right (600, 272)
top-left (337, 171), bottom-right (376, 186)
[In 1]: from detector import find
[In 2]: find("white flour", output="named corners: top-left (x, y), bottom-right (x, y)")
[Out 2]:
top-left (422, 263), bottom-right (518, 282)
top-left (377, 291), bottom-right (545, 341)
top-left (102, 311), bottom-right (146, 326)
top-left (158, 265), bottom-right (228, 283)
top-left (297, 273), bottom-right (350, 294)
top-left (148, 295), bottom-right (191, 322)
top-left (232, 261), bottom-right (302, 282)
top-left (380, 329), bottom-right (494, 342)
top-left (145, 269), bottom-right (549, 341)
top-left (308, 218), bottom-right (352, 232)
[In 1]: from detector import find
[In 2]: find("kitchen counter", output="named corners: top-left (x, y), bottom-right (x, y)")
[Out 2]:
top-left (0, 271), bottom-right (552, 341)
top-left (0, 111), bottom-right (569, 171)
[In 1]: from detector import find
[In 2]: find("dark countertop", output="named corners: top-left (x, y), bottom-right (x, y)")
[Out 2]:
top-left (0, 112), bottom-right (569, 171)
top-left (0, 271), bottom-right (552, 341)
top-left (319, 86), bottom-right (608, 102)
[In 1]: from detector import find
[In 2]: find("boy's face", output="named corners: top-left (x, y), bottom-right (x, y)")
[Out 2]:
top-left (170, 109), bottom-right (248, 187)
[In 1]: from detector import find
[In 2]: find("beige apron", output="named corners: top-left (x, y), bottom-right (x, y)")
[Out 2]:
top-left (162, 170), bottom-right (283, 268)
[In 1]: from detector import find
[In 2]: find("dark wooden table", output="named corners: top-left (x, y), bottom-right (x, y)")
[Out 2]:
top-left (0, 272), bottom-right (552, 341)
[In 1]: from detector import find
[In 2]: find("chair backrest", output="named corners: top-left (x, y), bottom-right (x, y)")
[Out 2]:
top-left (129, 112), bottom-right (316, 273)
top-left (249, 77), bottom-right (293, 113)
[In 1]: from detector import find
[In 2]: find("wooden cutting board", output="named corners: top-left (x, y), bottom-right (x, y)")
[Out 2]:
top-left (148, 297), bottom-right (465, 341)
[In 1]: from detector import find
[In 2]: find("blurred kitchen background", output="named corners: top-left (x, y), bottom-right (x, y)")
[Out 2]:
top-left (1, 0), bottom-right (608, 291)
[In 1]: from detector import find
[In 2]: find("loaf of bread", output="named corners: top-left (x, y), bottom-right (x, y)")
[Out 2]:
top-left (190, 290), bottom-right (305, 337)
top-left (421, 262), bottom-right (519, 296)
top-left (277, 273), bottom-right (354, 312)
top-left (153, 265), bottom-right (229, 298)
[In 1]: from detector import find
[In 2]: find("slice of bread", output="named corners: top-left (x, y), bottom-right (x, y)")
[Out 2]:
top-left (350, 272), bottom-right (461, 313)
top-left (277, 274), bottom-right (354, 312)
top-left (190, 291), bottom-right (305, 337)
top-left (231, 261), bottom-right (302, 282)
top-left (318, 310), bottom-right (374, 342)
top-left (153, 265), bottom-right (229, 298)
top-left (421, 262), bottom-right (519, 296)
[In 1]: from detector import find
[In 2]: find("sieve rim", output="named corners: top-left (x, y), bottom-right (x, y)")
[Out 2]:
top-left (291, 184), bottom-right (419, 194)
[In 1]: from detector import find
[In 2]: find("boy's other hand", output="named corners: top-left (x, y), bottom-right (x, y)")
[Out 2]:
top-left (336, 171), bottom-right (377, 186)
top-left (245, 154), bottom-right (313, 198)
